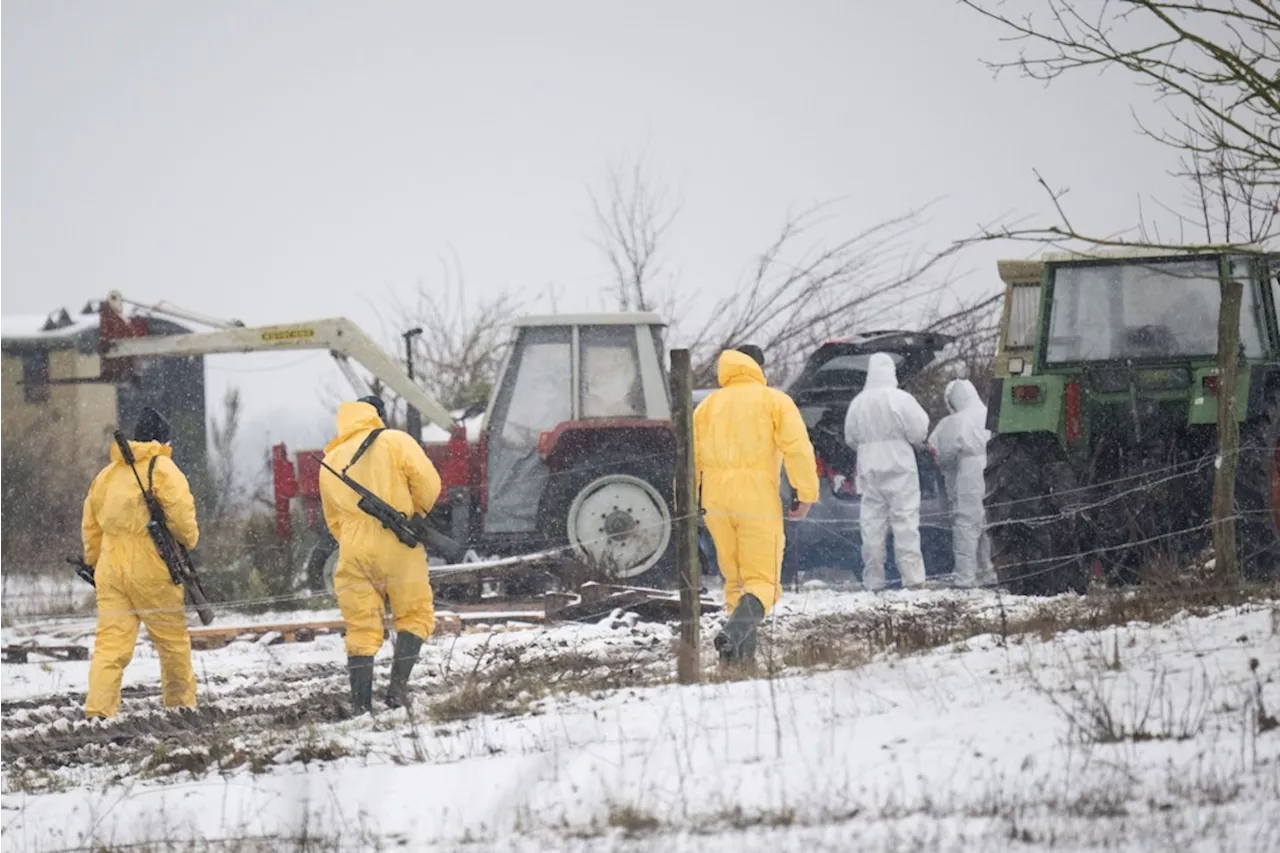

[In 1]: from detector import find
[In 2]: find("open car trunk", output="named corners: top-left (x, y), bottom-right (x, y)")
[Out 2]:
top-left (782, 331), bottom-right (953, 496)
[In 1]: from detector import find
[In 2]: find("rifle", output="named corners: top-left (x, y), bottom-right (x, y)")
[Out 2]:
top-left (316, 432), bottom-right (472, 564)
top-left (113, 430), bottom-right (216, 626)
top-left (66, 556), bottom-right (96, 587)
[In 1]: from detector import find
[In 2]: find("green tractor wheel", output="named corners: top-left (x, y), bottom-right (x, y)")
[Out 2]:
top-left (1235, 398), bottom-right (1280, 580)
top-left (985, 434), bottom-right (1087, 596)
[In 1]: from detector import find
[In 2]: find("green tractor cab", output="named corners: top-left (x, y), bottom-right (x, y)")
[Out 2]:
top-left (985, 249), bottom-right (1280, 594)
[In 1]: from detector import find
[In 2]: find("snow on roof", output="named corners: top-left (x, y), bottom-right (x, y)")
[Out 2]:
top-left (1, 307), bottom-right (101, 346)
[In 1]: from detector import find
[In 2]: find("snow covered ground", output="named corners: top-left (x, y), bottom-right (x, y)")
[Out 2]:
top-left (3, 588), bottom-right (1278, 852)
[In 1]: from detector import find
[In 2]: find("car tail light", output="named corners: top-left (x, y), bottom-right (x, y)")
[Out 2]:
top-left (1011, 384), bottom-right (1042, 404)
top-left (1202, 375), bottom-right (1220, 395)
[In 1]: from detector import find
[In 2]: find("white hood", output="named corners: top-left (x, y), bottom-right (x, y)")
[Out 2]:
top-left (945, 379), bottom-right (982, 414)
top-left (864, 352), bottom-right (899, 390)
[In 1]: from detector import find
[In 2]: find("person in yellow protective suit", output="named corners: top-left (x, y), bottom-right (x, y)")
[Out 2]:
top-left (319, 395), bottom-right (442, 714)
top-left (694, 346), bottom-right (819, 665)
top-left (83, 407), bottom-right (199, 719)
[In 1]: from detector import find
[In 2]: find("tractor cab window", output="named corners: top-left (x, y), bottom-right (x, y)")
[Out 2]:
top-left (496, 326), bottom-right (572, 446)
top-left (484, 325), bottom-right (572, 535)
top-left (1045, 258), bottom-right (1264, 363)
top-left (1007, 284), bottom-right (1041, 348)
top-left (580, 325), bottom-right (644, 418)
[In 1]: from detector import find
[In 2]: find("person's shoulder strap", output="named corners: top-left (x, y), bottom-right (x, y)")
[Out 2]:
top-left (343, 428), bottom-right (385, 475)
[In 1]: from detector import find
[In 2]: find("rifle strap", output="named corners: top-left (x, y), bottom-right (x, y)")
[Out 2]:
top-left (147, 456), bottom-right (159, 496)
top-left (343, 428), bottom-right (385, 475)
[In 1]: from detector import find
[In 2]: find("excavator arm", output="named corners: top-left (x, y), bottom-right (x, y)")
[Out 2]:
top-left (99, 293), bottom-right (457, 431)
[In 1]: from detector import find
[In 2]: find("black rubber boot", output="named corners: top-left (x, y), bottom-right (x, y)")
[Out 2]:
top-left (347, 655), bottom-right (374, 716)
top-left (385, 631), bottom-right (425, 710)
top-left (716, 594), bottom-right (765, 667)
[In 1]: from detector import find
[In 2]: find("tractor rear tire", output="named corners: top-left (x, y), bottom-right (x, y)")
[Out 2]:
top-left (1235, 398), bottom-right (1280, 580)
top-left (985, 434), bottom-right (1086, 596)
top-left (541, 451), bottom-right (675, 586)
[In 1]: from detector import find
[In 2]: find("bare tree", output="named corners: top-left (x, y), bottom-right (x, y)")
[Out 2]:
top-left (372, 251), bottom-right (522, 427)
top-left (589, 157), bottom-right (682, 313)
top-left (1176, 144), bottom-right (1278, 244)
top-left (960, 0), bottom-right (1279, 247)
top-left (204, 387), bottom-right (245, 532)
top-left (685, 201), bottom-right (974, 385)
top-left (587, 160), bottom-right (992, 386)
top-left (911, 291), bottom-right (1004, 419)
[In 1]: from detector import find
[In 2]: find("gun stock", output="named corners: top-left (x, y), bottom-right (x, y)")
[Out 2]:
top-left (66, 556), bottom-right (96, 587)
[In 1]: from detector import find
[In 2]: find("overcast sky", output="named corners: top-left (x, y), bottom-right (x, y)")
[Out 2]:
top-left (3, 1), bottom-right (1186, 465)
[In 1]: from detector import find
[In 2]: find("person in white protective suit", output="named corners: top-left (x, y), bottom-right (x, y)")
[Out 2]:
top-left (928, 379), bottom-right (998, 588)
top-left (844, 353), bottom-right (932, 591)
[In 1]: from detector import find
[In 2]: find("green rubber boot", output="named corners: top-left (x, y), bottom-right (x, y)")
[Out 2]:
top-left (385, 631), bottom-right (425, 710)
top-left (715, 594), bottom-right (765, 667)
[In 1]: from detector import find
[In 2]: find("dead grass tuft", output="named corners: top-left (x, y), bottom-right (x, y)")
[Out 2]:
top-left (429, 644), bottom-right (664, 723)
top-left (773, 579), bottom-right (1280, 678)
top-left (716, 804), bottom-right (799, 830)
top-left (605, 803), bottom-right (662, 837)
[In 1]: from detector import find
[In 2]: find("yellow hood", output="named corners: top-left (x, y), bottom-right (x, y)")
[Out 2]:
top-left (717, 350), bottom-right (767, 388)
top-left (326, 401), bottom-right (386, 452)
top-left (108, 440), bottom-right (172, 465)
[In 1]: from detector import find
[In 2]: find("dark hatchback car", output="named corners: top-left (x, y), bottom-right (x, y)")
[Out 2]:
top-left (693, 332), bottom-right (955, 586)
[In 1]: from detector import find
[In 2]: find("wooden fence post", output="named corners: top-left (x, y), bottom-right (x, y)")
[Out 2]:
top-left (1211, 265), bottom-right (1243, 588)
top-left (670, 349), bottom-right (701, 684)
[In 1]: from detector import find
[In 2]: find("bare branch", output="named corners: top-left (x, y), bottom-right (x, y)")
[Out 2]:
top-left (961, 0), bottom-right (1280, 246)
top-left (372, 253), bottom-right (523, 424)
top-left (681, 201), bottom-right (972, 384)
top-left (588, 157), bottom-right (682, 313)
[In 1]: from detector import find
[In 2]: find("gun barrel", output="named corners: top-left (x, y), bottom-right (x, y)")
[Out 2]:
top-left (409, 516), bottom-right (469, 564)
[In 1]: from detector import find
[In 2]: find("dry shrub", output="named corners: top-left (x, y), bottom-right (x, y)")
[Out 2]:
top-left (429, 645), bottom-right (664, 723)
top-left (606, 804), bottom-right (662, 837)
top-left (774, 579), bottom-right (1280, 676)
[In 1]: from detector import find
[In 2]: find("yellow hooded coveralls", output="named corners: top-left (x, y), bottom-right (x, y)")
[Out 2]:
top-left (319, 402), bottom-right (443, 656)
top-left (83, 441), bottom-right (199, 718)
top-left (693, 350), bottom-right (820, 615)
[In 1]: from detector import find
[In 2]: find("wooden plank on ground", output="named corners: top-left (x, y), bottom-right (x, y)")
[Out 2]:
top-left (2, 644), bottom-right (90, 664)
top-left (544, 583), bottom-right (721, 624)
top-left (183, 608), bottom-right (546, 651)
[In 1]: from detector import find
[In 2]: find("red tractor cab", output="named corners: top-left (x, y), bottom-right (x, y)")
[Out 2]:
top-left (275, 314), bottom-right (678, 591)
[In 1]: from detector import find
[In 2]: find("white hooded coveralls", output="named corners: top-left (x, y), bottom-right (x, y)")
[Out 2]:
top-left (928, 379), bottom-right (997, 588)
top-left (844, 353), bottom-right (931, 589)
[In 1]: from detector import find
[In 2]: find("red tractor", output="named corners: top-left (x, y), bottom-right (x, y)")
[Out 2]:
top-left (272, 314), bottom-right (679, 591)
top-left (92, 295), bottom-right (678, 591)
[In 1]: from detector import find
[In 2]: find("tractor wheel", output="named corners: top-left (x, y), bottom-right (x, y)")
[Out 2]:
top-left (542, 452), bottom-right (675, 584)
top-left (304, 532), bottom-right (339, 595)
top-left (985, 434), bottom-right (1086, 596)
top-left (1235, 398), bottom-right (1280, 580)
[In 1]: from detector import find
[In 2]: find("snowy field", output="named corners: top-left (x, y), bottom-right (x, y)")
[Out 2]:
top-left (2, 587), bottom-right (1278, 852)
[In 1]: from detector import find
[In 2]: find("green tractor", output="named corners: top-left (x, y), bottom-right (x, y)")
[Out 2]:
top-left (984, 249), bottom-right (1280, 594)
